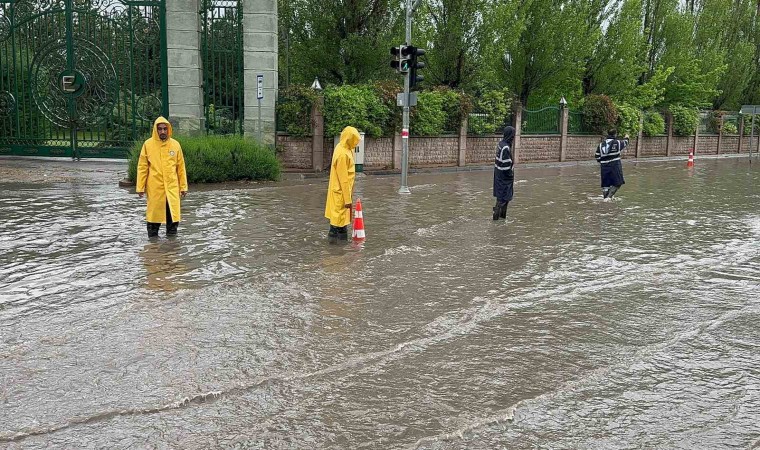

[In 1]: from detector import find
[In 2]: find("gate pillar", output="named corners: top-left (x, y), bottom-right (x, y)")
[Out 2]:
top-left (166, 0), bottom-right (205, 133)
top-left (242, 0), bottom-right (278, 145)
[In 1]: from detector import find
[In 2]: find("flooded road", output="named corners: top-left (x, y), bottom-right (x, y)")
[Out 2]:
top-left (1, 156), bottom-right (759, 448)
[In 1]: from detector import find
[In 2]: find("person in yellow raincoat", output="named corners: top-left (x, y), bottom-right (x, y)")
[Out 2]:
top-left (325, 126), bottom-right (359, 243)
top-left (136, 117), bottom-right (188, 238)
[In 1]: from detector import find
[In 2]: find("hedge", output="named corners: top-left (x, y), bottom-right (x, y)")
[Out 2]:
top-left (128, 135), bottom-right (281, 184)
top-left (669, 105), bottom-right (699, 136)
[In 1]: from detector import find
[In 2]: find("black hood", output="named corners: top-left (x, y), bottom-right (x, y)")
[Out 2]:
top-left (500, 126), bottom-right (515, 146)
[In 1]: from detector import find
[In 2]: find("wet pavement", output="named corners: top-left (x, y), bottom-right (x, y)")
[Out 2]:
top-left (1, 156), bottom-right (759, 449)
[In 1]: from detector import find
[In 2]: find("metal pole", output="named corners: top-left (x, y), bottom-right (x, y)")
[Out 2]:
top-left (750, 113), bottom-right (755, 162)
top-left (258, 98), bottom-right (262, 143)
top-left (399, 0), bottom-right (412, 194)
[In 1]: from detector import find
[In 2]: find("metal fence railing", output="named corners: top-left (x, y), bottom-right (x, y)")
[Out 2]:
top-left (568, 110), bottom-right (595, 134)
top-left (699, 110), bottom-right (719, 135)
top-left (201, 0), bottom-right (244, 135)
top-left (522, 107), bottom-right (559, 134)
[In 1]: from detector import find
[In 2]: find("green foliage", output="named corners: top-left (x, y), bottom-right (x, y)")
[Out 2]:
top-left (411, 92), bottom-right (447, 136)
top-left (642, 111), bottom-right (666, 136)
top-left (627, 67), bottom-right (674, 110)
top-left (128, 135), bottom-right (281, 183)
top-left (468, 88), bottom-right (513, 135)
top-left (669, 105), bottom-right (699, 136)
top-left (323, 85), bottom-right (389, 138)
top-left (372, 80), bottom-right (403, 134)
top-left (615, 103), bottom-right (643, 136)
top-left (409, 88), bottom-right (471, 136)
top-left (276, 85), bottom-right (321, 137)
top-left (582, 94), bottom-right (619, 134)
top-left (722, 122), bottom-right (738, 135)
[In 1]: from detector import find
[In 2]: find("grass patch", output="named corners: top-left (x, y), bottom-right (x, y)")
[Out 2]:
top-left (128, 135), bottom-right (281, 183)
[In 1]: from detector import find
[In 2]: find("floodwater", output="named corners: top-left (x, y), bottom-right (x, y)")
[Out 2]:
top-left (0, 156), bottom-right (758, 449)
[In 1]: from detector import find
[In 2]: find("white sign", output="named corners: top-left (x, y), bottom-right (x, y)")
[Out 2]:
top-left (257, 74), bottom-right (264, 100)
top-left (740, 105), bottom-right (760, 114)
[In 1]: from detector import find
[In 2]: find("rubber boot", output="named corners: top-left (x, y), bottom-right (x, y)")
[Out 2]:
top-left (337, 225), bottom-right (349, 241)
top-left (500, 202), bottom-right (508, 219)
top-left (147, 222), bottom-right (160, 238)
top-left (327, 226), bottom-right (339, 244)
top-left (493, 200), bottom-right (501, 220)
top-left (166, 221), bottom-right (179, 236)
top-left (602, 188), bottom-right (610, 199)
top-left (608, 185), bottom-right (620, 199)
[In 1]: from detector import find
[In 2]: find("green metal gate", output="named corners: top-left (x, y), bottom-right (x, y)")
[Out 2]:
top-left (200, 0), bottom-right (243, 134)
top-left (0, 0), bottom-right (168, 159)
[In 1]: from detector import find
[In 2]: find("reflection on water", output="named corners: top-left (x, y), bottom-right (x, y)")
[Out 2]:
top-left (0, 157), bottom-right (758, 448)
top-left (140, 240), bottom-right (188, 292)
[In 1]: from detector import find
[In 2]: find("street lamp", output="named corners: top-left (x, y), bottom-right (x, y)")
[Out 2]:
top-left (559, 96), bottom-right (567, 108)
top-left (311, 77), bottom-right (322, 91)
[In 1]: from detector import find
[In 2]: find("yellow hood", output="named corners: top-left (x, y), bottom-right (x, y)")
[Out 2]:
top-left (338, 126), bottom-right (361, 150)
top-left (152, 116), bottom-right (173, 141)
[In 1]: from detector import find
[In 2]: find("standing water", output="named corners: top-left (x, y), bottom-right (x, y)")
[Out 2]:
top-left (0, 157), bottom-right (758, 448)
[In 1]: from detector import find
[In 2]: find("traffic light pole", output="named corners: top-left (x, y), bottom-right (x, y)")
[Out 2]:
top-left (399, 0), bottom-right (412, 194)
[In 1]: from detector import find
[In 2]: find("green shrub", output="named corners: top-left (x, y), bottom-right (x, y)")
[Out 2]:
top-left (669, 105), bottom-right (699, 136)
top-left (722, 122), bottom-right (738, 135)
top-left (582, 94), bottom-right (618, 134)
top-left (323, 84), bottom-right (389, 138)
top-left (411, 91), bottom-right (447, 135)
top-left (128, 134), bottom-right (281, 183)
top-left (373, 80), bottom-right (403, 135)
top-left (469, 88), bottom-right (512, 135)
top-left (642, 111), bottom-right (666, 136)
top-left (276, 85), bottom-right (321, 137)
top-left (410, 88), bottom-right (470, 136)
top-left (615, 103), bottom-right (642, 137)
top-left (743, 115), bottom-right (758, 135)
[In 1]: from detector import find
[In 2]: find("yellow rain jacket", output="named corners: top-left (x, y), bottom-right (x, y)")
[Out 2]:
top-left (324, 126), bottom-right (359, 227)
top-left (136, 117), bottom-right (188, 223)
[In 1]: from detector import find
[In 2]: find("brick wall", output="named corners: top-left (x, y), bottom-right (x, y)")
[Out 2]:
top-left (566, 136), bottom-right (601, 161)
top-left (640, 136), bottom-right (667, 157)
top-left (365, 138), bottom-right (393, 169)
top-left (520, 136), bottom-right (561, 162)
top-left (671, 136), bottom-right (693, 156)
top-left (467, 136), bottom-right (500, 164)
top-left (409, 137), bottom-right (459, 167)
top-left (740, 136), bottom-right (760, 154)
top-left (276, 134), bottom-right (312, 169)
top-left (721, 136), bottom-right (740, 154)
top-left (275, 132), bottom-right (747, 171)
top-left (698, 135), bottom-right (719, 155)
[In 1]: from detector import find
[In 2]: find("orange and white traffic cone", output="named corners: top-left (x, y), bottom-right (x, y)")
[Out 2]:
top-left (687, 148), bottom-right (695, 167)
top-left (352, 198), bottom-right (366, 242)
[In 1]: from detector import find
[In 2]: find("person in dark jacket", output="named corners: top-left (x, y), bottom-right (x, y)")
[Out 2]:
top-left (493, 126), bottom-right (515, 220)
top-left (595, 129), bottom-right (629, 199)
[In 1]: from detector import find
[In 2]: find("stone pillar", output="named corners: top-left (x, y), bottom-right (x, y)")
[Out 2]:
top-left (458, 116), bottom-right (467, 167)
top-left (558, 103), bottom-right (568, 162)
top-left (635, 115), bottom-right (644, 158)
top-left (311, 96), bottom-right (324, 172)
top-left (243, 0), bottom-right (278, 145)
top-left (513, 102), bottom-right (522, 164)
top-left (665, 111), bottom-right (673, 157)
top-left (166, 0), bottom-right (204, 133)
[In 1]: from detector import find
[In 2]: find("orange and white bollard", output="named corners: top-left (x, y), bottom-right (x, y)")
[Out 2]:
top-left (687, 148), bottom-right (695, 167)
top-left (352, 198), bottom-right (366, 242)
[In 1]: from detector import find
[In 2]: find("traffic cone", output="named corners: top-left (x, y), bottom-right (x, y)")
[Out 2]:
top-left (352, 198), bottom-right (365, 242)
top-left (687, 148), bottom-right (695, 167)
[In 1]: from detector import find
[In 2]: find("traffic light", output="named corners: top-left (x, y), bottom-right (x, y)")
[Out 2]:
top-left (390, 46), bottom-right (410, 73)
top-left (408, 46), bottom-right (426, 88)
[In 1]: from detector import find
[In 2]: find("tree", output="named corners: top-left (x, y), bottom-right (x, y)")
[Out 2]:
top-left (278, 0), bottom-right (401, 86)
